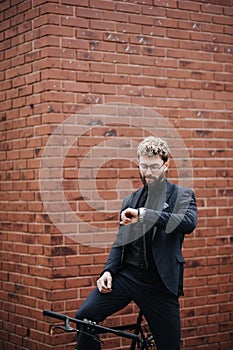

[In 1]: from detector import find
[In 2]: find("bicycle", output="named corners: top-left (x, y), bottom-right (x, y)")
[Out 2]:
top-left (43, 309), bottom-right (156, 350)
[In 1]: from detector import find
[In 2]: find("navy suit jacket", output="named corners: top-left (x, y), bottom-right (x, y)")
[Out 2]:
top-left (103, 180), bottom-right (197, 296)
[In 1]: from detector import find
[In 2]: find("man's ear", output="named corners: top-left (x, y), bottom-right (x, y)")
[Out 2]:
top-left (164, 159), bottom-right (170, 172)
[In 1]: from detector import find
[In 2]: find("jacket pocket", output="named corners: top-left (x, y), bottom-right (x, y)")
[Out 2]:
top-left (176, 254), bottom-right (185, 296)
top-left (176, 254), bottom-right (185, 263)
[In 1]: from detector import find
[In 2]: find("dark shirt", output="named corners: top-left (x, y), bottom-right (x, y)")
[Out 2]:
top-left (124, 178), bottom-right (166, 271)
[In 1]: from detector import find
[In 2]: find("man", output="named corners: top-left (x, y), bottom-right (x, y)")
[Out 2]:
top-left (75, 136), bottom-right (197, 350)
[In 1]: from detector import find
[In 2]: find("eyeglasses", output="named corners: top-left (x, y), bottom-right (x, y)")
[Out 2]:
top-left (139, 162), bottom-right (165, 173)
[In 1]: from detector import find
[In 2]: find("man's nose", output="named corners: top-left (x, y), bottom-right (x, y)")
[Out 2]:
top-left (145, 166), bottom-right (152, 174)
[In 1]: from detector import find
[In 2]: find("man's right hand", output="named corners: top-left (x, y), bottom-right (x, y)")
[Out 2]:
top-left (97, 271), bottom-right (112, 293)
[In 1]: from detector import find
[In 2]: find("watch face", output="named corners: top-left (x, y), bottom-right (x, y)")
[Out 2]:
top-left (139, 208), bottom-right (146, 222)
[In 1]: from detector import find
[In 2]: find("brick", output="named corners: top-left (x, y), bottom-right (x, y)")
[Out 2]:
top-left (116, 2), bottom-right (140, 14)
top-left (90, 19), bottom-right (115, 31)
top-left (76, 7), bottom-right (103, 20)
top-left (178, 1), bottom-right (201, 11)
top-left (104, 10), bottom-right (129, 23)
top-left (153, 0), bottom-right (177, 8)
top-left (62, 15), bottom-right (88, 28)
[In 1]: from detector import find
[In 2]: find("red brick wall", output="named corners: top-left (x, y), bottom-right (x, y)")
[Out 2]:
top-left (0, 0), bottom-right (232, 349)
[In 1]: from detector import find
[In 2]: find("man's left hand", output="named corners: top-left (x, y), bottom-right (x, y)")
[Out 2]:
top-left (120, 208), bottom-right (138, 225)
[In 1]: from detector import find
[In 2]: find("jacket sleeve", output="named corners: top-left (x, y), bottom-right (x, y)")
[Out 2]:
top-left (100, 193), bottom-right (133, 276)
top-left (100, 246), bottom-right (124, 277)
top-left (144, 188), bottom-right (197, 234)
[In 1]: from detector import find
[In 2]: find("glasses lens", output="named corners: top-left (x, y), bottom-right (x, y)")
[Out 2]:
top-left (139, 163), bottom-right (164, 172)
top-left (139, 164), bottom-right (148, 171)
top-left (151, 165), bottom-right (161, 171)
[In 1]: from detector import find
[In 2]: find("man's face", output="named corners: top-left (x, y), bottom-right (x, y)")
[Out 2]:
top-left (138, 154), bottom-right (168, 185)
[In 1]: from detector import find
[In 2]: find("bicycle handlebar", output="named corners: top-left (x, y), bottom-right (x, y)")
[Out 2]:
top-left (43, 309), bottom-right (70, 322)
top-left (43, 309), bottom-right (139, 341)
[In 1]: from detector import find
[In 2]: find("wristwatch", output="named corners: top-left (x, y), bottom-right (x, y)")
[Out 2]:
top-left (138, 207), bottom-right (146, 223)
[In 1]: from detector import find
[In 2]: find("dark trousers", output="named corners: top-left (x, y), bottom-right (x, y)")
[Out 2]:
top-left (75, 265), bottom-right (180, 350)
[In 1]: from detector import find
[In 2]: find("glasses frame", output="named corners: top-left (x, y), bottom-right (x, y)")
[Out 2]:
top-left (138, 162), bottom-right (165, 173)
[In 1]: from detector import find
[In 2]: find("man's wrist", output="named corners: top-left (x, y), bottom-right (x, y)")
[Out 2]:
top-left (138, 207), bottom-right (146, 223)
top-left (100, 269), bottom-right (112, 277)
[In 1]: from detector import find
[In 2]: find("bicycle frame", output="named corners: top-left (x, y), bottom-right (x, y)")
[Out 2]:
top-left (43, 309), bottom-right (155, 350)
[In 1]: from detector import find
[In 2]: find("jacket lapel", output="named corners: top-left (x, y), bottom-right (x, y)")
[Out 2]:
top-left (130, 187), bottom-right (143, 208)
top-left (151, 180), bottom-right (174, 239)
top-left (165, 180), bottom-right (175, 204)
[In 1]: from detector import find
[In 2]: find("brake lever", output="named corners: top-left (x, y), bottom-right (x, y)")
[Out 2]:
top-left (48, 318), bottom-right (75, 334)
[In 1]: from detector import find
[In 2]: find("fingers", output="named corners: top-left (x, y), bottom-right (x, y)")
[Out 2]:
top-left (97, 281), bottom-right (112, 293)
top-left (97, 273), bottom-right (112, 294)
top-left (120, 208), bottom-right (138, 225)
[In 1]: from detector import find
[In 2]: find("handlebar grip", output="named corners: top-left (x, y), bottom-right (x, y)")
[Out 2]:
top-left (116, 329), bottom-right (139, 341)
top-left (43, 309), bottom-right (68, 321)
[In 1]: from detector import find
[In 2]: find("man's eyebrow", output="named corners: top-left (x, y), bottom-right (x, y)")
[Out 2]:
top-left (140, 162), bottom-right (161, 165)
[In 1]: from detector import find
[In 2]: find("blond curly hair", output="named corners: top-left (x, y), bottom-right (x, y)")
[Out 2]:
top-left (137, 136), bottom-right (169, 162)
